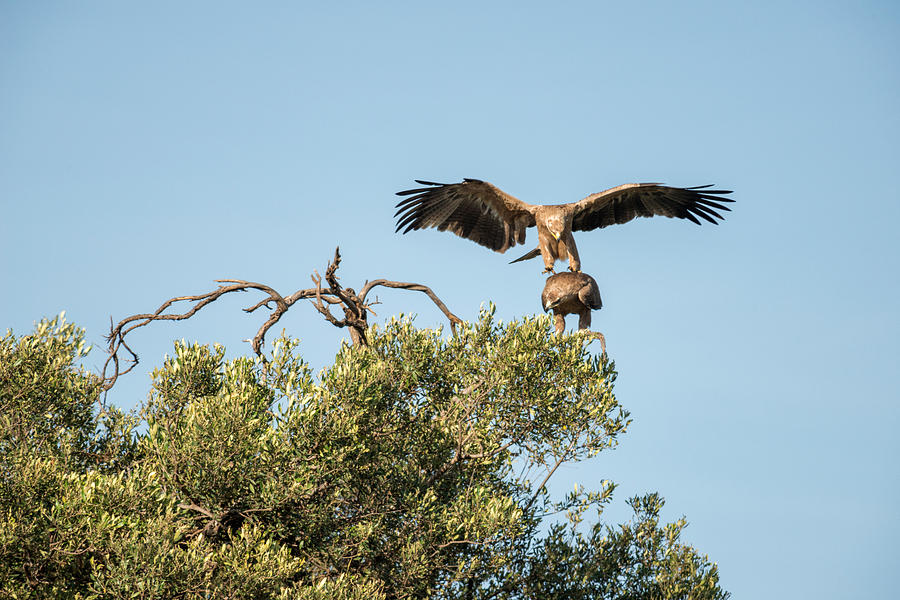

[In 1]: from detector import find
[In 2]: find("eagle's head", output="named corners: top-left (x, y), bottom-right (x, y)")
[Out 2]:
top-left (542, 296), bottom-right (561, 312)
top-left (545, 211), bottom-right (566, 240)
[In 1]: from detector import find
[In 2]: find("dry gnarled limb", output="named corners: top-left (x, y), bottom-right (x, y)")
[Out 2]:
top-left (101, 247), bottom-right (462, 393)
top-left (309, 248), bottom-right (463, 347)
top-left (579, 330), bottom-right (606, 354)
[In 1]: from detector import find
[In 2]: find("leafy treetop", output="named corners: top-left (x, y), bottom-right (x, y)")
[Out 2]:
top-left (0, 310), bottom-right (728, 599)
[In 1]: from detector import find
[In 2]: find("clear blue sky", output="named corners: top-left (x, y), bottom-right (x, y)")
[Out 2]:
top-left (2, 2), bottom-right (898, 597)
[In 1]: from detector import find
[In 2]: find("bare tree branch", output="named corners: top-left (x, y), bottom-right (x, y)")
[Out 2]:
top-left (177, 502), bottom-right (217, 520)
top-left (578, 330), bottom-right (606, 354)
top-left (101, 247), bottom-right (462, 394)
top-left (360, 280), bottom-right (463, 335)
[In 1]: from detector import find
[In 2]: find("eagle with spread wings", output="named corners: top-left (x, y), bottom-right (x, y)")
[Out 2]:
top-left (395, 178), bottom-right (733, 273)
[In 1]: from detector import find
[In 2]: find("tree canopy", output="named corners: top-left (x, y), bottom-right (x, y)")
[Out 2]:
top-left (0, 311), bottom-right (728, 599)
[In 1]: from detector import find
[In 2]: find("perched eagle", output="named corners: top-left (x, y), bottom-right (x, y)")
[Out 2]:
top-left (542, 271), bottom-right (602, 332)
top-left (542, 271), bottom-right (606, 351)
top-left (395, 178), bottom-right (733, 273)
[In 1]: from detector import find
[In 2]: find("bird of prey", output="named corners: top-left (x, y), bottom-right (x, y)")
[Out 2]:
top-left (541, 271), bottom-right (605, 350)
top-left (395, 178), bottom-right (733, 273)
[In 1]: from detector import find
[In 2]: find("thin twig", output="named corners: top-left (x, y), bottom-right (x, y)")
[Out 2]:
top-left (524, 438), bottom-right (579, 513)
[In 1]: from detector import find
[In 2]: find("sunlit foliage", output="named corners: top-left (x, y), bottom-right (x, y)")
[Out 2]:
top-left (0, 311), bottom-right (727, 599)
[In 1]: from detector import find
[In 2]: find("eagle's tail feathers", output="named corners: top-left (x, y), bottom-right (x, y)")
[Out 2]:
top-left (509, 248), bottom-right (542, 264)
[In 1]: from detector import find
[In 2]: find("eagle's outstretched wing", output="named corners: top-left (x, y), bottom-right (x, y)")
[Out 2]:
top-left (569, 183), bottom-right (733, 231)
top-left (395, 178), bottom-right (537, 253)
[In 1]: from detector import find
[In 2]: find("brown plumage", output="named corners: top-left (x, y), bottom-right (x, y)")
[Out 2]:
top-left (541, 271), bottom-right (606, 351)
top-left (542, 271), bottom-right (602, 331)
top-left (395, 178), bottom-right (733, 273)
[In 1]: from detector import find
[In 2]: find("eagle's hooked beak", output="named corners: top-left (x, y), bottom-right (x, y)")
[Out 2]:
top-left (551, 231), bottom-right (560, 241)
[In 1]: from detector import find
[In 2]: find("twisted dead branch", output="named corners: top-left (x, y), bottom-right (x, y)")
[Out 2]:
top-left (101, 247), bottom-right (462, 393)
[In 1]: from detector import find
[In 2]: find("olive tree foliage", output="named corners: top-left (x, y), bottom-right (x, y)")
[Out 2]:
top-left (0, 311), bottom-right (728, 599)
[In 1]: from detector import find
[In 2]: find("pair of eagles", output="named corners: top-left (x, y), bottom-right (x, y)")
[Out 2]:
top-left (394, 178), bottom-right (733, 338)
